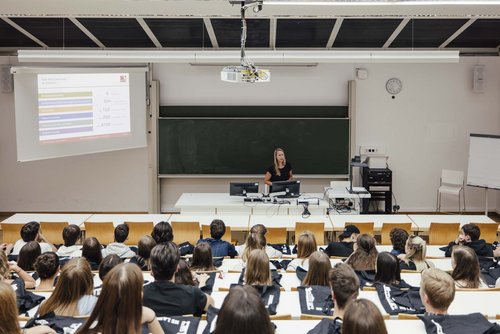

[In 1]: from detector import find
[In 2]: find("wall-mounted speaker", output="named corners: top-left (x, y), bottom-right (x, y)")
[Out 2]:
top-left (473, 64), bottom-right (485, 93)
top-left (1, 66), bottom-right (13, 93)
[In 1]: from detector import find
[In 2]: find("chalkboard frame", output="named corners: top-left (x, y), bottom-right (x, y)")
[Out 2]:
top-left (158, 106), bottom-right (351, 177)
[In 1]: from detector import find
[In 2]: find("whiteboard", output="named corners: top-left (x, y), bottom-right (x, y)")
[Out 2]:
top-left (467, 134), bottom-right (500, 190)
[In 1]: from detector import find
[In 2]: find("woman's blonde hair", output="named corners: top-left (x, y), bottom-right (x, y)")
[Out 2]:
top-left (302, 251), bottom-right (331, 286)
top-left (245, 249), bottom-right (272, 286)
top-left (0, 251), bottom-right (10, 280)
top-left (297, 231), bottom-right (317, 262)
top-left (39, 257), bottom-right (94, 316)
top-left (77, 263), bottom-right (144, 334)
top-left (243, 233), bottom-right (266, 263)
top-left (0, 281), bottom-right (21, 334)
top-left (403, 235), bottom-right (432, 272)
top-left (273, 148), bottom-right (286, 176)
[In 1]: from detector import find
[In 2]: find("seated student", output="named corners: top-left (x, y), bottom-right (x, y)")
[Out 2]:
top-left (346, 234), bottom-right (378, 272)
top-left (102, 224), bottom-right (136, 259)
top-left (244, 249), bottom-right (273, 286)
top-left (236, 224), bottom-right (283, 259)
top-left (34, 252), bottom-right (59, 290)
top-left (398, 235), bottom-right (434, 272)
top-left (191, 242), bottom-right (216, 272)
top-left (307, 262), bottom-right (361, 333)
top-left (151, 221), bottom-right (174, 244)
top-left (11, 221), bottom-right (56, 255)
top-left (442, 223), bottom-right (500, 258)
top-left (0, 281), bottom-right (56, 334)
top-left (389, 227), bottom-right (409, 256)
top-left (451, 245), bottom-right (488, 288)
top-left (288, 231), bottom-right (317, 271)
top-left (175, 259), bottom-right (197, 286)
top-left (213, 285), bottom-right (275, 334)
top-left (342, 299), bottom-right (388, 334)
top-left (129, 235), bottom-right (156, 271)
top-left (302, 251), bottom-right (332, 287)
top-left (0, 250), bottom-right (36, 289)
top-left (374, 252), bottom-right (411, 289)
top-left (56, 224), bottom-right (82, 258)
top-left (38, 258), bottom-right (97, 317)
top-left (420, 267), bottom-right (500, 334)
top-left (76, 263), bottom-right (163, 334)
top-left (17, 241), bottom-right (41, 271)
top-left (143, 242), bottom-right (214, 317)
top-left (198, 219), bottom-right (237, 258)
top-left (81, 237), bottom-right (103, 271)
top-left (323, 225), bottom-right (360, 258)
top-left (98, 254), bottom-right (123, 281)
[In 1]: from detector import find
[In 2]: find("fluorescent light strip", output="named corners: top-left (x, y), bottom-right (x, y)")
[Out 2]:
top-left (18, 50), bottom-right (460, 64)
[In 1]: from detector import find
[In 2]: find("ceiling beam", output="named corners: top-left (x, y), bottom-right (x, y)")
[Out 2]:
top-left (383, 17), bottom-right (410, 49)
top-left (203, 17), bottom-right (219, 49)
top-left (137, 18), bottom-right (162, 48)
top-left (1, 17), bottom-right (48, 48)
top-left (326, 18), bottom-right (343, 49)
top-left (439, 17), bottom-right (477, 49)
top-left (69, 17), bottom-right (106, 48)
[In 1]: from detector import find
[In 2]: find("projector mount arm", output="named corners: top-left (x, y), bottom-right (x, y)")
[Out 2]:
top-left (238, 0), bottom-right (263, 69)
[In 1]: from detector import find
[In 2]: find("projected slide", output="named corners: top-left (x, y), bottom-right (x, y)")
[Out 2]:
top-left (37, 73), bottom-right (130, 143)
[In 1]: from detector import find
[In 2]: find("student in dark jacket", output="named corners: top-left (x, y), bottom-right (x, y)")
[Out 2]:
top-left (143, 242), bottom-right (214, 317)
top-left (323, 225), bottom-right (360, 258)
top-left (441, 223), bottom-right (500, 258)
top-left (198, 219), bottom-right (237, 258)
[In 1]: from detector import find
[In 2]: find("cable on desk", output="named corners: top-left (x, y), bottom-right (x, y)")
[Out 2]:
top-left (301, 203), bottom-right (311, 219)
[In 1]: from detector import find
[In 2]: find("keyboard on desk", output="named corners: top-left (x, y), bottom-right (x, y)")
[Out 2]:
top-left (276, 194), bottom-right (300, 199)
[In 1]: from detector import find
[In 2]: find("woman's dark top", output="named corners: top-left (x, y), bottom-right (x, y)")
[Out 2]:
top-left (267, 162), bottom-right (292, 182)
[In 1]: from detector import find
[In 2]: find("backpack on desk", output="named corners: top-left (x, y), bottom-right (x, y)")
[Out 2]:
top-left (375, 282), bottom-right (425, 315)
top-left (297, 285), bottom-right (334, 316)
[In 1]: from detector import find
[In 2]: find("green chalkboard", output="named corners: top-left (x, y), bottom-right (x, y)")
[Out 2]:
top-left (158, 106), bottom-right (350, 175)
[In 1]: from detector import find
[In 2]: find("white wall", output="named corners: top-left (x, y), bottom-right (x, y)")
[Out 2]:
top-left (1, 57), bottom-right (498, 213)
top-left (0, 56), bottom-right (149, 212)
top-left (155, 59), bottom-right (500, 212)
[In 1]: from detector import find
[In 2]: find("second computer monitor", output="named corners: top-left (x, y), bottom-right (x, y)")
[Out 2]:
top-left (229, 182), bottom-right (259, 196)
top-left (269, 180), bottom-right (301, 198)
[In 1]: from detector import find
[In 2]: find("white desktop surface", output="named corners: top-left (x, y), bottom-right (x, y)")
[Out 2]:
top-left (175, 193), bottom-right (329, 215)
top-left (408, 214), bottom-right (496, 231)
top-left (330, 258), bottom-right (452, 271)
top-left (1, 213), bottom-right (92, 226)
top-left (361, 290), bottom-right (500, 319)
top-left (85, 214), bottom-right (171, 227)
top-left (325, 186), bottom-right (371, 199)
top-left (329, 214), bottom-right (415, 231)
top-left (169, 214), bottom-right (250, 231)
top-left (249, 214), bottom-right (333, 231)
top-left (197, 320), bottom-right (322, 334)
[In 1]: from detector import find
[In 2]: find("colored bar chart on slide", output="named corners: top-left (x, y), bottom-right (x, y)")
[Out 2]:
top-left (37, 73), bottom-right (131, 143)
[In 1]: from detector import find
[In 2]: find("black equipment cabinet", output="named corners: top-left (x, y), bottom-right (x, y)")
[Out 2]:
top-left (361, 167), bottom-right (392, 214)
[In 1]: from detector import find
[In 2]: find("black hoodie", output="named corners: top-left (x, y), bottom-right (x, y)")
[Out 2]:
top-left (441, 239), bottom-right (494, 257)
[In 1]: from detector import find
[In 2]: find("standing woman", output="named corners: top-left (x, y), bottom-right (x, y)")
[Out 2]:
top-left (265, 148), bottom-right (293, 186)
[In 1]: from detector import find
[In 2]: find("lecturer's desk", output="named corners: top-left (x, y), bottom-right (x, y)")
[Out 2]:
top-left (175, 193), bottom-right (329, 215)
top-left (408, 214), bottom-right (497, 232)
top-left (325, 186), bottom-right (371, 214)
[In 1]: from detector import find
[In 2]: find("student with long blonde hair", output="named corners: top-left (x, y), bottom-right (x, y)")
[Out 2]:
top-left (38, 258), bottom-right (97, 317)
top-left (398, 235), bottom-right (434, 272)
top-left (264, 148), bottom-right (293, 186)
top-left (302, 251), bottom-right (332, 286)
top-left (241, 232), bottom-right (267, 263)
top-left (0, 281), bottom-right (56, 334)
top-left (77, 263), bottom-right (163, 334)
top-left (244, 249), bottom-right (272, 286)
top-left (288, 231), bottom-right (317, 271)
top-left (0, 250), bottom-right (35, 289)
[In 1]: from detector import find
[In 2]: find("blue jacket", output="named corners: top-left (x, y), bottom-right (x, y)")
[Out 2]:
top-left (198, 238), bottom-right (237, 258)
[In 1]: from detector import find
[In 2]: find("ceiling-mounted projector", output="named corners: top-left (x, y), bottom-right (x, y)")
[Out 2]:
top-left (221, 65), bottom-right (270, 83)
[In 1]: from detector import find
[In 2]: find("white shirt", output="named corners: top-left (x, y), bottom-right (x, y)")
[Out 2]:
top-left (11, 239), bottom-right (52, 255)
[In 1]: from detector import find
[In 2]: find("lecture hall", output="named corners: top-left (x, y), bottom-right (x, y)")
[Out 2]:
top-left (1, 1), bottom-right (500, 333)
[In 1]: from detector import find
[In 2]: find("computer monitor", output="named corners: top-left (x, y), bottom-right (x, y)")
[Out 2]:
top-left (229, 182), bottom-right (259, 197)
top-left (269, 180), bottom-right (301, 198)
